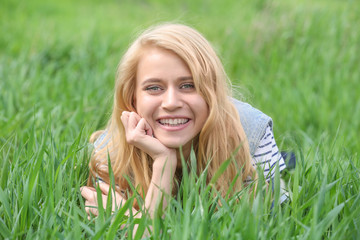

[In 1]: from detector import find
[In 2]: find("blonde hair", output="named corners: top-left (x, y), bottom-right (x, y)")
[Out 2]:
top-left (88, 23), bottom-right (256, 208)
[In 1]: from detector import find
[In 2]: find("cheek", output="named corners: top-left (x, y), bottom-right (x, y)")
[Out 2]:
top-left (195, 97), bottom-right (209, 119)
top-left (135, 95), bottom-right (157, 118)
top-left (134, 91), bottom-right (145, 113)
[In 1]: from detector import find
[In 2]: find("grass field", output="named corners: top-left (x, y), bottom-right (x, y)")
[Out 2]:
top-left (1, 0), bottom-right (360, 239)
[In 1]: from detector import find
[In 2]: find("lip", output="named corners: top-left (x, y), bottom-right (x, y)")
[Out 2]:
top-left (156, 116), bottom-right (191, 131)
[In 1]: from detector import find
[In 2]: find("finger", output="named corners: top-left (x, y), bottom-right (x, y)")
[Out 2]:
top-left (130, 111), bottom-right (141, 120)
top-left (80, 186), bottom-right (97, 201)
top-left (121, 110), bottom-right (130, 120)
top-left (96, 182), bottom-right (116, 210)
top-left (128, 112), bottom-right (141, 129)
top-left (137, 118), bottom-right (153, 136)
top-left (98, 182), bottom-right (124, 207)
top-left (85, 200), bottom-right (92, 215)
top-left (121, 111), bottom-right (130, 129)
top-left (88, 206), bottom-right (99, 217)
top-left (80, 186), bottom-right (96, 193)
top-left (121, 111), bottom-right (130, 117)
top-left (85, 200), bottom-right (99, 217)
top-left (85, 193), bottom-right (110, 216)
top-left (82, 186), bottom-right (108, 211)
top-left (97, 181), bottom-right (110, 196)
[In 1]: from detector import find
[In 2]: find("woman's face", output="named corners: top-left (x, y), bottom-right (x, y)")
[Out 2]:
top-left (135, 47), bottom-right (209, 153)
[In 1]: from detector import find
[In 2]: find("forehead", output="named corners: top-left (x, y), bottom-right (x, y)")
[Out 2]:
top-left (136, 47), bottom-right (191, 79)
top-left (138, 46), bottom-right (183, 64)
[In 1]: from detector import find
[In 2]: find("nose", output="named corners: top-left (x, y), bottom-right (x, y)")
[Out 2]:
top-left (161, 87), bottom-right (183, 110)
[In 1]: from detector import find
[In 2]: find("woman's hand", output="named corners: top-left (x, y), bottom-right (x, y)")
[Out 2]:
top-left (80, 181), bottom-right (134, 218)
top-left (121, 111), bottom-right (176, 162)
top-left (121, 111), bottom-right (177, 219)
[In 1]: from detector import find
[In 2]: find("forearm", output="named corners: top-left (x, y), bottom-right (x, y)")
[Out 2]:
top-left (144, 153), bottom-right (177, 217)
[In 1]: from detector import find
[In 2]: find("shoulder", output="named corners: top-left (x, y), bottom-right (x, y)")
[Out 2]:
top-left (252, 124), bottom-right (286, 179)
top-left (231, 98), bottom-right (273, 156)
top-left (92, 130), bottom-right (115, 160)
top-left (93, 130), bottom-right (111, 152)
top-left (91, 130), bottom-right (115, 172)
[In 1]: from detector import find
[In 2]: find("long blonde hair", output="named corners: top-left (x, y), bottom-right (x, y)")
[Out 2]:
top-left (88, 23), bottom-right (256, 208)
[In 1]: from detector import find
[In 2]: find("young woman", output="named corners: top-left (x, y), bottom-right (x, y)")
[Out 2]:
top-left (80, 23), bottom-right (286, 217)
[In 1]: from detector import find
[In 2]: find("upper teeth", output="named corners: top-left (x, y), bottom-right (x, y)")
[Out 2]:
top-left (159, 118), bottom-right (188, 125)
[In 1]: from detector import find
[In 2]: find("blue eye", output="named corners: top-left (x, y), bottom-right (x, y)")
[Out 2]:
top-left (145, 86), bottom-right (162, 91)
top-left (180, 83), bottom-right (195, 89)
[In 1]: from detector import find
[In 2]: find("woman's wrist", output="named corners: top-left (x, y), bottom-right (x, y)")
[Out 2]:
top-left (152, 149), bottom-right (177, 172)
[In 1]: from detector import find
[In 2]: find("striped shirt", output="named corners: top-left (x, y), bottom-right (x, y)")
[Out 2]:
top-left (252, 124), bottom-right (286, 180)
top-left (252, 124), bottom-right (288, 203)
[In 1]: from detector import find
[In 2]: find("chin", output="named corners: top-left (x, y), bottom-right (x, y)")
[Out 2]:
top-left (163, 142), bottom-right (184, 149)
top-left (164, 141), bottom-right (194, 154)
top-left (158, 138), bottom-right (189, 149)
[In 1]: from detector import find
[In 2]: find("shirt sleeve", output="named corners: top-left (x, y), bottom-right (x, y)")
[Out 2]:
top-left (252, 124), bottom-right (286, 181)
top-left (92, 130), bottom-right (112, 172)
top-left (93, 130), bottom-right (110, 153)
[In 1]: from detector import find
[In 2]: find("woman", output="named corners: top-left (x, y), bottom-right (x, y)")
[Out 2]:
top-left (81, 23), bottom-right (286, 217)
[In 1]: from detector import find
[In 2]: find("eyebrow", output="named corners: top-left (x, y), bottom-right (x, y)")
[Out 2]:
top-left (141, 76), bottom-right (193, 86)
top-left (178, 76), bottom-right (193, 81)
top-left (141, 78), bottom-right (162, 86)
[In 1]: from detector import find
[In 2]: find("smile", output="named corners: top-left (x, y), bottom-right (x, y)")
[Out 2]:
top-left (158, 118), bottom-right (190, 126)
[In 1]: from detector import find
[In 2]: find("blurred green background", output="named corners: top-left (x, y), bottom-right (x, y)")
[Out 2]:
top-left (1, 0), bottom-right (359, 154)
top-left (1, 0), bottom-right (360, 238)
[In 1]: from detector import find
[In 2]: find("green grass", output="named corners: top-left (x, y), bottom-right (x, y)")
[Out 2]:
top-left (1, 0), bottom-right (360, 239)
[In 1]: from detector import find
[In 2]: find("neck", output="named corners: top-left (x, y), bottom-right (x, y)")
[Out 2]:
top-left (175, 137), bottom-right (199, 168)
top-left (176, 147), bottom-right (189, 168)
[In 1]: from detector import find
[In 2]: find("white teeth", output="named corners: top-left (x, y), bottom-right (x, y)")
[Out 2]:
top-left (159, 118), bottom-right (189, 126)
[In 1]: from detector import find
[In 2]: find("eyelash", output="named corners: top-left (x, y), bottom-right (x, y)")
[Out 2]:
top-left (180, 83), bottom-right (195, 89)
top-left (144, 83), bottom-right (195, 92)
top-left (145, 86), bottom-right (162, 91)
